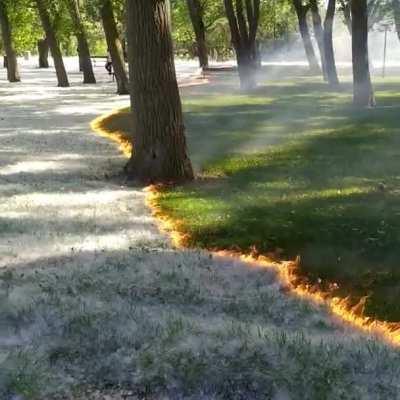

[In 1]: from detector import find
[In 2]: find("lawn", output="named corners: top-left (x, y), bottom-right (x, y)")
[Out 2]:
top-left (110, 69), bottom-right (400, 322)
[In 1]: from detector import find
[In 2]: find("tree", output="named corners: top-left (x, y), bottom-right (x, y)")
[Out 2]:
top-left (393, 0), bottom-right (400, 40)
top-left (0, 0), bottom-right (21, 82)
top-left (339, 0), bottom-right (352, 33)
top-left (223, 0), bottom-right (261, 90)
top-left (100, 0), bottom-right (129, 95)
top-left (309, 0), bottom-right (327, 79)
top-left (65, 0), bottom-right (96, 83)
top-left (323, 0), bottom-right (339, 86)
top-left (351, 0), bottom-right (375, 106)
top-left (38, 37), bottom-right (49, 68)
top-left (186, 0), bottom-right (209, 69)
top-left (35, 0), bottom-right (69, 87)
top-left (125, 0), bottom-right (194, 183)
top-left (292, 0), bottom-right (321, 74)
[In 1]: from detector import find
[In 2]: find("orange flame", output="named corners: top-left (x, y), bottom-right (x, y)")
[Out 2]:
top-left (92, 108), bottom-right (400, 348)
top-left (90, 110), bottom-right (133, 158)
top-left (144, 186), bottom-right (400, 347)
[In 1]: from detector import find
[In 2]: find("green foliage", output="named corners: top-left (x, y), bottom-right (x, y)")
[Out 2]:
top-left (171, 0), bottom-right (298, 60)
top-left (5, 0), bottom-right (42, 53)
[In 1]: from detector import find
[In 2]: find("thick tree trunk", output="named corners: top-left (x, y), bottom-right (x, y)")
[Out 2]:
top-left (223, 0), bottom-right (261, 90)
top-left (36, 0), bottom-right (69, 87)
top-left (323, 0), bottom-right (339, 86)
top-left (125, 0), bottom-right (194, 183)
top-left (101, 0), bottom-right (129, 95)
top-left (309, 0), bottom-right (327, 80)
top-left (351, 0), bottom-right (375, 106)
top-left (38, 38), bottom-right (49, 68)
top-left (0, 1), bottom-right (20, 82)
top-left (66, 0), bottom-right (96, 83)
top-left (236, 45), bottom-right (258, 90)
top-left (186, 0), bottom-right (209, 69)
top-left (292, 0), bottom-right (321, 74)
top-left (393, 0), bottom-right (400, 41)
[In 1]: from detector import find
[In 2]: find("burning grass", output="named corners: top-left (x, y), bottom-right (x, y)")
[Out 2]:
top-left (2, 250), bottom-right (400, 399)
top-left (102, 75), bottom-right (400, 324)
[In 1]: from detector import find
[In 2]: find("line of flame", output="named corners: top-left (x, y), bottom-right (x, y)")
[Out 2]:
top-left (90, 110), bottom-right (133, 158)
top-left (91, 106), bottom-right (400, 348)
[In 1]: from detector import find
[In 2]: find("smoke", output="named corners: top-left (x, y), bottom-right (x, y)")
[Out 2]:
top-left (256, 19), bottom-right (400, 72)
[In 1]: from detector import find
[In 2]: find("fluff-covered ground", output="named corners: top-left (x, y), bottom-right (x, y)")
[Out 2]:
top-left (1, 60), bottom-right (400, 399)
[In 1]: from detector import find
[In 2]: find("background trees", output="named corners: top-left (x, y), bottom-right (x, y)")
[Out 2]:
top-left (352, 0), bottom-right (375, 106)
top-left (186, 0), bottom-right (209, 69)
top-left (100, 0), bottom-right (129, 94)
top-left (35, 0), bottom-right (69, 87)
top-left (292, 0), bottom-right (321, 73)
top-left (223, 0), bottom-right (261, 90)
top-left (0, 0), bottom-right (20, 82)
top-left (65, 0), bottom-right (96, 83)
top-left (0, 0), bottom-right (393, 107)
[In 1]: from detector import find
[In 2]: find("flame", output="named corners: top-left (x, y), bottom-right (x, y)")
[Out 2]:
top-left (91, 101), bottom-right (400, 348)
top-left (90, 110), bottom-right (133, 158)
top-left (143, 193), bottom-right (400, 346)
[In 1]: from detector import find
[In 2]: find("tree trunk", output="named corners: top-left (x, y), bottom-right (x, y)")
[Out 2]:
top-left (0, 1), bottom-right (20, 82)
top-left (36, 0), bottom-right (69, 87)
top-left (393, 0), bottom-right (400, 41)
top-left (339, 0), bottom-right (352, 34)
top-left (38, 38), bottom-right (49, 68)
top-left (223, 0), bottom-right (261, 90)
top-left (101, 0), bottom-right (129, 95)
top-left (323, 0), bottom-right (339, 86)
top-left (125, 0), bottom-right (194, 183)
top-left (309, 0), bottom-right (327, 80)
top-left (351, 0), bottom-right (375, 106)
top-left (66, 0), bottom-right (96, 83)
top-left (292, 0), bottom-right (321, 74)
top-left (186, 0), bottom-right (209, 69)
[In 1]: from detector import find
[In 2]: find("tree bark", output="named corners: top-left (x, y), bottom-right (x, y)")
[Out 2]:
top-left (0, 1), bottom-right (20, 82)
top-left (292, 0), bottom-right (321, 74)
top-left (125, 0), bottom-right (194, 183)
top-left (186, 0), bottom-right (209, 69)
top-left (223, 0), bottom-right (261, 90)
top-left (339, 0), bottom-right (352, 34)
top-left (393, 0), bottom-right (400, 41)
top-left (66, 0), bottom-right (96, 83)
top-left (323, 0), bottom-right (339, 86)
top-left (101, 0), bottom-right (129, 95)
top-left (351, 0), bottom-right (375, 106)
top-left (38, 38), bottom-right (49, 68)
top-left (36, 0), bottom-right (69, 87)
top-left (309, 0), bottom-right (327, 80)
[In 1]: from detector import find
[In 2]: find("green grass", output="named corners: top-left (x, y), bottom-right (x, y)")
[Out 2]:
top-left (154, 73), bottom-right (400, 322)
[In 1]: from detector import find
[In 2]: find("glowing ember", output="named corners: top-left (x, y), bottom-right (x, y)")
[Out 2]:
top-left (92, 109), bottom-right (400, 348)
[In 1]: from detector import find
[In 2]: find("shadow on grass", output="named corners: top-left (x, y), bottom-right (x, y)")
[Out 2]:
top-left (101, 74), bottom-right (400, 320)
top-left (155, 77), bottom-right (400, 322)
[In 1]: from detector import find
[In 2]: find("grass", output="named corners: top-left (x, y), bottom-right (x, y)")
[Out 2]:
top-left (1, 250), bottom-right (400, 399)
top-left (112, 70), bottom-right (400, 322)
top-left (3, 68), bottom-right (400, 399)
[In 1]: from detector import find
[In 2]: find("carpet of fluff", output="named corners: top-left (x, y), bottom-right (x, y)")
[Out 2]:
top-left (0, 60), bottom-right (400, 400)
